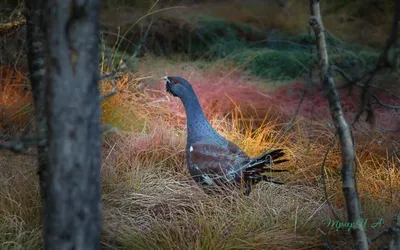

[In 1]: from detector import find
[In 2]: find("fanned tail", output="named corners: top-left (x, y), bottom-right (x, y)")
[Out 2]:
top-left (243, 149), bottom-right (288, 185)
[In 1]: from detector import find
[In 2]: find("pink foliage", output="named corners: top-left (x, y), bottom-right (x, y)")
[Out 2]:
top-left (151, 70), bottom-right (284, 123)
top-left (273, 81), bottom-right (400, 131)
top-left (150, 69), bottom-right (400, 132)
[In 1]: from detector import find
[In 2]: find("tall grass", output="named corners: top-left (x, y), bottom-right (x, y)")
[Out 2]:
top-left (0, 1), bottom-right (398, 248)
top-left (3, 58), bottom-right (399, 248)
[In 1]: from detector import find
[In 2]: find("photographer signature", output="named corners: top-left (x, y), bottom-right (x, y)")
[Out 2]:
top-left (322, 218), bottom-right (384, 232)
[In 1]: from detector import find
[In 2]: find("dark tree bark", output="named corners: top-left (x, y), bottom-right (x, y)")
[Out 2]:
top-left (41, 0), bottom-right (102, 249)
top-left (24, 0), bottom-right (48, 200)
top-left (309, 1), bottom-right (369, 250)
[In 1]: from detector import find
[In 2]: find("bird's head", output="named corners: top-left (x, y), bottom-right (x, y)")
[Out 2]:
top-left (164, 76), bottom-right (195, 99)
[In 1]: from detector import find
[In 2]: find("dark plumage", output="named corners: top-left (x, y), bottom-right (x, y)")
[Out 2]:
top-left (164, 76), bottom-right (288, 194)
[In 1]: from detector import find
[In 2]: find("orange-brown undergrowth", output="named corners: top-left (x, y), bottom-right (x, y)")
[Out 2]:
top-left (0, 65), bottom-right (398, 249)
top-left (0, 66), bottom-right (32, 133)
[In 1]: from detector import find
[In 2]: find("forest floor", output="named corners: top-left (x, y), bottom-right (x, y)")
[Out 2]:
top-left (0, 1), bottom-right (400, 249)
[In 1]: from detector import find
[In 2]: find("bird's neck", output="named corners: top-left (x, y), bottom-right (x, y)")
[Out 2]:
top-left (180, 94), bottom-right (221, 144)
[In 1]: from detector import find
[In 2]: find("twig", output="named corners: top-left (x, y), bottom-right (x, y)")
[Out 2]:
top-left (99, 63), bottom-right (126, 101)
top-left (318, 228), bottom-right (335, 250)
top-left (369, 209), bottom-right (400, 248)
top-left (99, 80), bottom-right (117, 101)
top-left (363, 84), bottom-right (400, 101)
top-left (129, 16), bottom-right (154, 60)
top-left (100, 63), bottom-right (125, 81)
top-left (333, 63), bottom-right (400, 121)
top-left (369, 228), bottom-right (391, 244)
top-left (282, 73), bottom-right (309, 134)
top-left (354, 0), bottom-right (400, 123)
top-left (320, 135), bottom-right (341, 221)
top-left (390, 208), bottom-right (400, 249)
top-left (334, 65), bottom-right (400, 102)
top-left (278, 20), bottom-right (314, 143)
top-left (368, 91), bottom-right (400, 109)
top-left (0, 134), bottom-right (40, 155)
top-left (332, 65), bottom-right (357, 86)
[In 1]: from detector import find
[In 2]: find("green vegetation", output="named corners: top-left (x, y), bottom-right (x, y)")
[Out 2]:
top-left (103, 10), bottom-right (381, 81)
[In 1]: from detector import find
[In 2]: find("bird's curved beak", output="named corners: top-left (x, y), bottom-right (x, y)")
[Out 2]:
top-left (163, 76), bottom-right (170, 83)
top-left (164, 76), bottom-right (177, 97)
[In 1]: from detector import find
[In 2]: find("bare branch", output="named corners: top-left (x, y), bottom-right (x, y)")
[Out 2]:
top-left (334, 65), bottom-right (400, 101)
top-left (368, 91), bottom-right (400, 109)
top-left (333, 63), bottom-right (400, 126)
top-left (332, 0), bottom-right (400, 118)
top-left (282, 71), bottom-right (310, 134)
top-left (309, 1), bottom-right (369, 249)
top-left (333, 65), bottom-right (354, 84)
top-left (318, 229), bottom-right (335, 250)
top-left (320, 135), bottom-right (341, 221)
top-left (369, 228), bottom-right (391, 244)
top-left (365, 85), bottom-right (400, 101)
top-left (390, 209), bottom-right (400, 249)
top-left (98, 17), bottom-right (153, 102)
top-left (0, 134), bottom-right (39, 155)
top-left (369, 209), bottom-right (400, 247)
top-left (353, 0), bottom-right (400, 123)
top-left (99, 80), bottom-right (116, 101)
top-left (99, 63), bottom-right (126, 101)
top-left (129, 16), bottom-right (154, 59)
top-left (100, 63), bottom-right (125, 81)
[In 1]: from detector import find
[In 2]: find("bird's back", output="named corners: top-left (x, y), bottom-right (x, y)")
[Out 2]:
top-left (186, 139), bottom-right (250, 186)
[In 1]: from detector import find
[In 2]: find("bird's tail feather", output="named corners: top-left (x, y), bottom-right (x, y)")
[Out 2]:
top-left (243, 149), bottom-right (288, 184)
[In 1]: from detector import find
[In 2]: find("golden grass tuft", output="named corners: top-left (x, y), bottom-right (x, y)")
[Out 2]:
top-left (100, 126), bottom-right (327, 249)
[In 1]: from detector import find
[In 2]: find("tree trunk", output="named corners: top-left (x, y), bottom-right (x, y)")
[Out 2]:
top-left (24, 0), bottom-right (48, 200)
top-left (308, 1), bottom-right (369, 249)
top-left (42, 0), bottom-right (102, 249)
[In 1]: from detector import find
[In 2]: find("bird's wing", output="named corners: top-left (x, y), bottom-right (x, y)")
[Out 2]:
top-left (187, 141), bottom-right (249, 185)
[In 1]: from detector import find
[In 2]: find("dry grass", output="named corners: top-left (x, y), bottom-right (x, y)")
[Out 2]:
top-left (0, 1), bottom-right (398, 248)
top-left (0, 154), bottom-right (41, 250)
top-left (0, 58), bottom-right (398, 249)
top-left (0, 66), bottom-right (32, 134)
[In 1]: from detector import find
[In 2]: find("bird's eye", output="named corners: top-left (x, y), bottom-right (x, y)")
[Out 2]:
top-left (172, 79), bottom-right (180, 84)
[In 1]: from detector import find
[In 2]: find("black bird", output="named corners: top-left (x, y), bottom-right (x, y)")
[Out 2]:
top-left (164, 76), bottom-right (288, 194)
